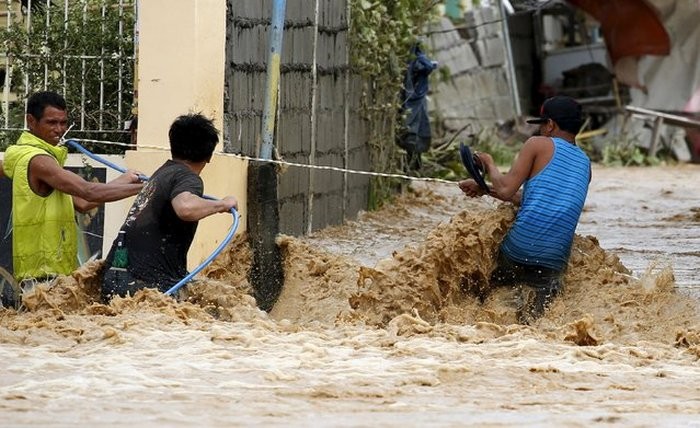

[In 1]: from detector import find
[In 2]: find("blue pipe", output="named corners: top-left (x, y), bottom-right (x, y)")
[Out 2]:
top-left (64, 139), bottom-right (240, 296)
top-left (259, 0), bottom-right (287, 160)
top-left (68, 140), bottom-right (135, 177)
top-left (163, 211), bottom-right (239, 296)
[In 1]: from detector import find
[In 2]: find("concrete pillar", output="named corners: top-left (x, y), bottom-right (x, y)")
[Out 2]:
top-left (138, 0), bottom-right (226, 144)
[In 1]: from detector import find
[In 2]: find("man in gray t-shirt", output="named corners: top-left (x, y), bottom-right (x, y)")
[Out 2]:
top-left (102, 113), bottom-right (237, 301)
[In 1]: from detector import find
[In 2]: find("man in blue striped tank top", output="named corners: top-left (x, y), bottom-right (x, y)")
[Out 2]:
top-left (459, 96), bottom-right (591, 324)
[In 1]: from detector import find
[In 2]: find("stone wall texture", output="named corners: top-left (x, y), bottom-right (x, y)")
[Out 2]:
top-left (428, 6), bottom-right (523, 133)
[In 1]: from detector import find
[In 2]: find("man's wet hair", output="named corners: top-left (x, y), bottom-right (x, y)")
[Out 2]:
top-left (169, 113), bottom-right (219, 162)
top-left (27, 91), bottom-right (67, 120)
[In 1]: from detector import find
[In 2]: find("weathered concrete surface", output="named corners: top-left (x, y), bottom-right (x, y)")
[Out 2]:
top-left (226, 0), bottom-right (366, 238)
top-left (428, 8), bottom-right (518, 133)
top-left (226, 1), bottom-right (369, 306)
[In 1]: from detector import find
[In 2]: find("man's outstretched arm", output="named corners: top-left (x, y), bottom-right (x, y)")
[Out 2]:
top-left (171, 192), bottom-right (238, 222)
top-left (30, 155), bottom-right (142, 205)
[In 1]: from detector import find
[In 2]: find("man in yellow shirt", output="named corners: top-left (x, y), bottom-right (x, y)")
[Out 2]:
top-left (2, 91), bottom-right (143, 308)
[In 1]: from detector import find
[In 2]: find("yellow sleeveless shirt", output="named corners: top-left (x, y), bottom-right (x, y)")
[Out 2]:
top-left (3, 132), bottom-right (77, 280)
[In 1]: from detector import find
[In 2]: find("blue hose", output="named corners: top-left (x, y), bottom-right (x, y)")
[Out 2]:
top-left (64, 139), bottom-right (240, 296)
top-left (164, 211), bottom-right (239, 296)
top-left (67, 140), bottom-right (132, 176)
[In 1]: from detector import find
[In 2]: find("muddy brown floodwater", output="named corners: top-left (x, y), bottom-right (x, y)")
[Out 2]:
top-left (1, 165), bottom-right (699, 427)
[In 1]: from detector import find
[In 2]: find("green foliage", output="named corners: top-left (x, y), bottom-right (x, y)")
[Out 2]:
top-left (0, 0), bottom-right (135, 152)
top-left (581, 132), bottom-right (667, 167)
top-left (601, 142), bottom-right (661, 167)
top-left (421, 127), bottom-right (519, 180)
top-left (468, 127), bottom-right (519, 166)
top-left (349, 0), bottom-right (441, 209)
top-left (436, 65), bottom-right (451, 83)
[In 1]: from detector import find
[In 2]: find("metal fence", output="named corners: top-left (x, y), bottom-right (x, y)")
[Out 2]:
top-left (0, 0), bottom-right (135, 151)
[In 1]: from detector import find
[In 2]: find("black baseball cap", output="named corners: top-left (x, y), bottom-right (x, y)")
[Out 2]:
top-left (526, 96), bottom-right (583, 134)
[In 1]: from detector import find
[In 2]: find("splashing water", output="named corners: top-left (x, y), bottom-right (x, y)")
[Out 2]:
top-left (1, 166), bottom-right (699, 426)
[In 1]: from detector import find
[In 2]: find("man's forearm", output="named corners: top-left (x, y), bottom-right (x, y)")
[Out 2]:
top-left (485, 163), bottom-right (511, 200)
top-left (175, 198), bottom-right (228, 222)
top-left (80, 182), bottom-right (142, 203)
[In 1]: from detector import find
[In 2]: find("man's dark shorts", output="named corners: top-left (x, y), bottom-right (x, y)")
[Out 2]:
top-left (490, 251), bottom-right (563, 323)
top-left (490, 251), bottom-right (563, 292)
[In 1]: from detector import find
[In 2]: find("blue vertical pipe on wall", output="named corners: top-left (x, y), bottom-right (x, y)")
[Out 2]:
top-left (260, 0), bottom-right (287, 160)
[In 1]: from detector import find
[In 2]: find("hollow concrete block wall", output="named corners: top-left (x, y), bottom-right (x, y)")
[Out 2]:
top-left (428, 8), bottom-right (517, 133)
top-left (226, 0), bottom-right (371, 237)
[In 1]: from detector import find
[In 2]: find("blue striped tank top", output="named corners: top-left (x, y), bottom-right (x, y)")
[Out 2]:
top-left (500, 137), bottom-right (591, 271)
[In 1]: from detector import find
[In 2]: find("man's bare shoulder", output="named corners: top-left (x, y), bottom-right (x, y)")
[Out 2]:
top-left (521, 136), bottom-right (554, 153)
top-left (523, 135), bottom-right (552, 146)
top-left (29, 153), bottom-right (62, 173)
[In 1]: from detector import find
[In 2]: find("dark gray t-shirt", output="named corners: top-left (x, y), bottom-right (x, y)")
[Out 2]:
top-left (105, 160), bottom-right (203, 290)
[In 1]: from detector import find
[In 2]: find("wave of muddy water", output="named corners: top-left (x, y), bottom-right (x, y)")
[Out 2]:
top-left (1, 166), bottom-right (699, 426)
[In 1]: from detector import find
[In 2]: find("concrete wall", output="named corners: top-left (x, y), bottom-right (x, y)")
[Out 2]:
top-left (226, 0), bottom-right (369, 236)
top-left (428, 6), bottom-right (518, 133)
top-left (138, 0), bottom-right (226, 147)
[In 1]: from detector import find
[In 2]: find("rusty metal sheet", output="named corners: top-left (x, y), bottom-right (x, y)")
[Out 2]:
top-left (567, 0), bottom-right (671, 64)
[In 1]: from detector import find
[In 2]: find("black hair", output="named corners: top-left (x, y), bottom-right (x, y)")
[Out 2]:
top-left (26, 91), bottom-right (67, 120)
top-left (168, 113), bottom-right (219, 162)
top-left (555, 119), bottom-right (583, 135)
